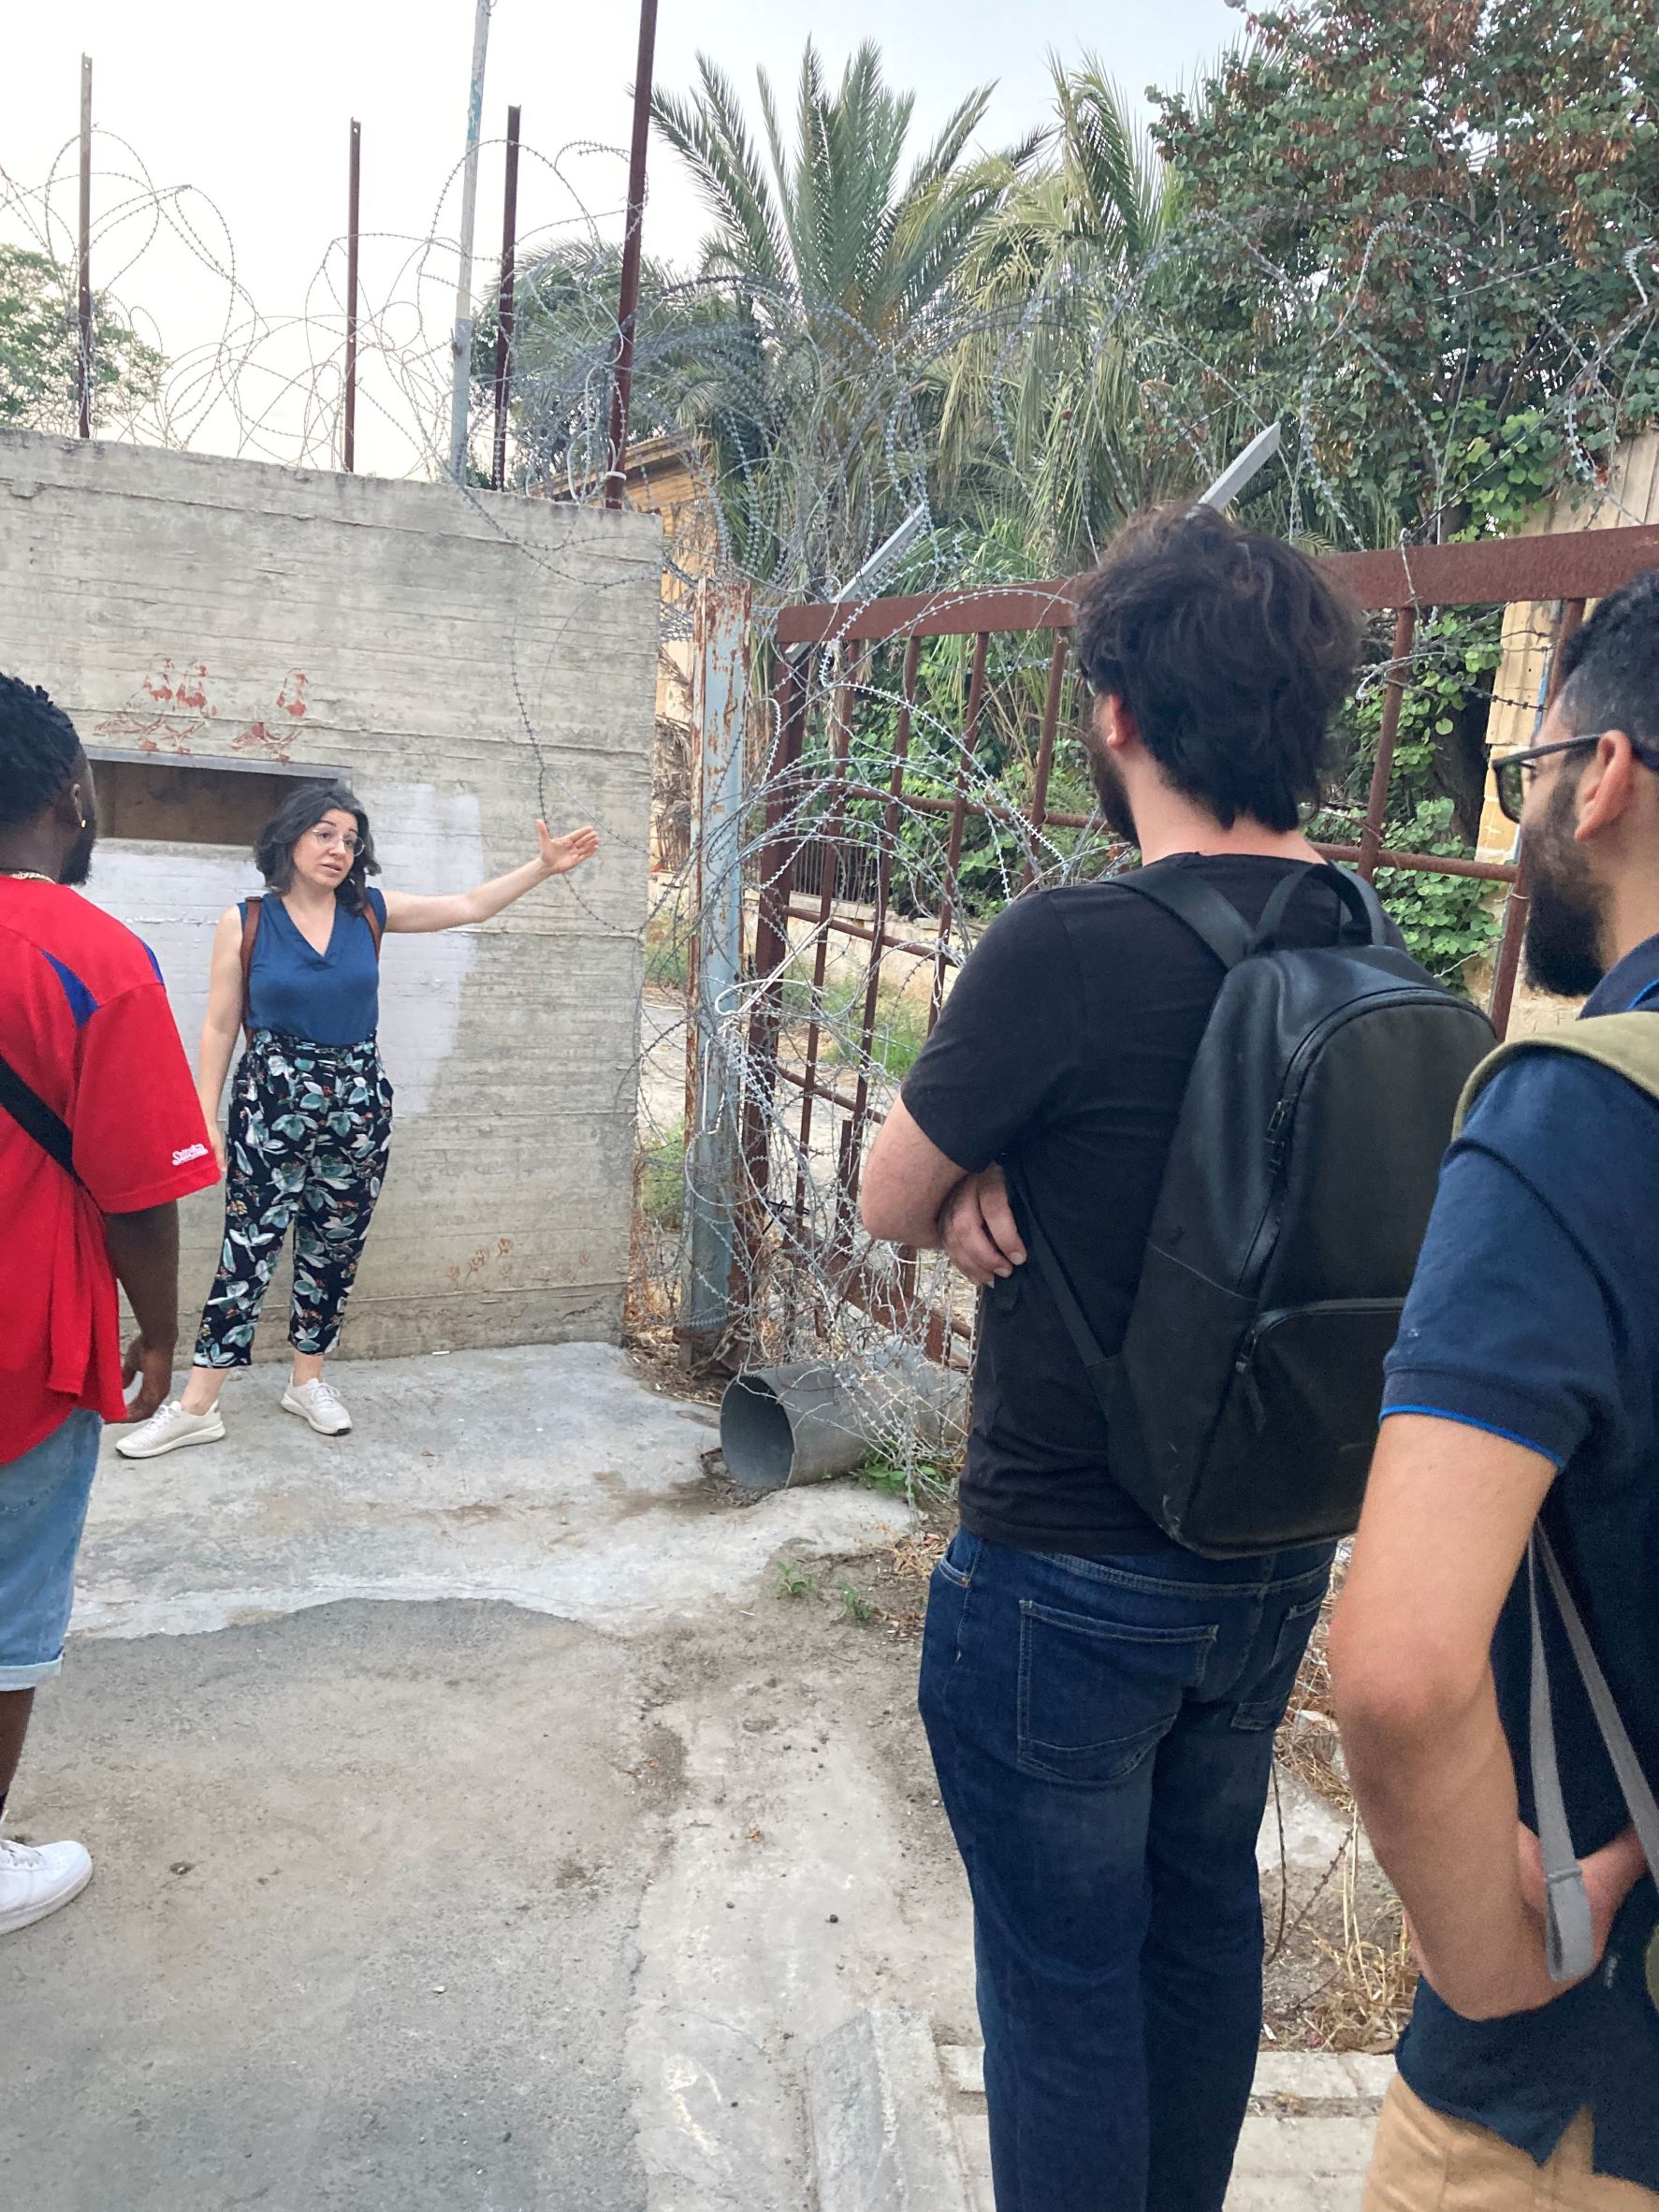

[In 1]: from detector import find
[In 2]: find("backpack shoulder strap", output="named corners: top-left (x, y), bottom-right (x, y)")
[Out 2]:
top-left (1454, 1013), bottom-right (1659, 1137)
top-left (1111, 866), bottom-right (1254, 970)
top-left (1112, 857), bottom-right (1389, 970)
top-left (363, 890), bottom-right (384, 959)
top-left (1528, 1525), bottom-right (1659, 1982)
top-left (240, 895), bottom-right (263, 1044)
top-left (0, 1049), bottom-right (79, 1182)
top-left (1249, 860), bottom-right (1390, 953)
top-left (1003, 1167), bottom-right (1119, 1423)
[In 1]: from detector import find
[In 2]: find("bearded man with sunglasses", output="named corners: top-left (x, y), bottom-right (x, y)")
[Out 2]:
top-left (1333, 570), bottom-right (1659, 2206)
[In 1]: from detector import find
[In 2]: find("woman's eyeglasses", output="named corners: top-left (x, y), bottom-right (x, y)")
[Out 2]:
top-left (1492, 735), bottom-right (1603, 826)
top-left (306, 826), bottom-right (362, 855)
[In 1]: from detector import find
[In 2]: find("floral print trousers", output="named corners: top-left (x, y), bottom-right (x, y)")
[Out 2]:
top-left (194, 1031), bottom-right (393, 1369)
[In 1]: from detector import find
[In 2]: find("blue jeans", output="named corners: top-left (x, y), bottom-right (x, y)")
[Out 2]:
top-left (919, 1530), bottom-right (1334, 2212)
top-left (0, 1410), bottom-right (103, 1689)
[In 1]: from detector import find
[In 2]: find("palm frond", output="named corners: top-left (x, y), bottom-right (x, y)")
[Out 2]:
top-left (650, 55), bottom-right (787, 288)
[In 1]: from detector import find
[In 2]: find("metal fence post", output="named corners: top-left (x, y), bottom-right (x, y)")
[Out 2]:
top-left (342, 119), bottom-right (361, 473)
top-left (446, 0), bottom-right (491, 483)
top-left (77, 55), bottom-right (93, 439)
top-left (679, 580), bottom-right (752, 1358)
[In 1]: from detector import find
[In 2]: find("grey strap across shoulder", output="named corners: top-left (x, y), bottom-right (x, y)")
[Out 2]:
top-left (1530, 1527), bottom-right (1659, 1980)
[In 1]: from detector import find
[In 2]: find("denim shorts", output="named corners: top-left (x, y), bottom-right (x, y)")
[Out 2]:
top-left (0, 1409), bottom-right (102, 1689)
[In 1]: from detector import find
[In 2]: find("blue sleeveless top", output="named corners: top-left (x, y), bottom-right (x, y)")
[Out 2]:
top-left (242, 887), bottom-right (385, 1046)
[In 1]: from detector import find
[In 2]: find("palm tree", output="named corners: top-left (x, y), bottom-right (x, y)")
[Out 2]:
top-left (648, 40), bottom-right (1038, 601)
top-left (934, 55), bottom-right (1200, 570)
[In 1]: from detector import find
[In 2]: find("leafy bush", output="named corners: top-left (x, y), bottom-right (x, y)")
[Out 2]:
top-left (780, 967), bottom-right (930, 1080)
top-left (645, 905), bottom-right (690, 994)
top-left (1375, 803), bottom-right (1502, 993)
top-left (639, 1120), bottom-right (686, 1230)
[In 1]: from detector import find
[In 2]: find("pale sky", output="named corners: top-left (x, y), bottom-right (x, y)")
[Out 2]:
top-left (5, 0), bottom-right (1242, 473)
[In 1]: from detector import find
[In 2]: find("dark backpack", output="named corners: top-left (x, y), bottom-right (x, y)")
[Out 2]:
top-left (1018, 858), bottom-right (1495, 1557)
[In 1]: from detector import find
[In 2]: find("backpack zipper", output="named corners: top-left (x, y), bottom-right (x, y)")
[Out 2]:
top-left (1247, 984), bottom-right (1468, 1275)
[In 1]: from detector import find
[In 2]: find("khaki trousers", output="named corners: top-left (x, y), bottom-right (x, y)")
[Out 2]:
top-left (1363, 2077), bottom-right (1659, 2209)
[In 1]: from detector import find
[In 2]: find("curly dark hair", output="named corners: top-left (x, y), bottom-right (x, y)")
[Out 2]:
top-left (255, 781), bottom-right (380, 913)
top-left (1556, 569), bottom-right (1659, 755)
top-left (0, 673), bottom-right (83, 827)
top-left (1073, 505), bottom-right (1363, 833)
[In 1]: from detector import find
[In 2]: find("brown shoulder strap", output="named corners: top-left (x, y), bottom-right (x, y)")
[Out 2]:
top-left (364, 892), bottom-right (383, 960)
top-left (1454, 1012), bottom-right (1659, 1136)
top-left (240, 895), bottom-right (263, 1042)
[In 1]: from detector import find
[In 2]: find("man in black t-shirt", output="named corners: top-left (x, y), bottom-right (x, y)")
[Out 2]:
top-left (863, 505), bottom-right (1368, 2212)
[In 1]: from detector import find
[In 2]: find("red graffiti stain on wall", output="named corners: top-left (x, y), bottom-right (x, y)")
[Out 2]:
top-left (95, 658), bottom-right (220, 749)
top-left (94, 662), bottom-right (313, 762)
top-left (230, 671), bottom-right (311, 757)
top-left (445, 1236), bottom-right (515, 1289)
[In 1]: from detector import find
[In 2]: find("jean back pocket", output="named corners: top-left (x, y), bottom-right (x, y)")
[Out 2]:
top-left (1017, 1601), bottom-right (1215, 1785)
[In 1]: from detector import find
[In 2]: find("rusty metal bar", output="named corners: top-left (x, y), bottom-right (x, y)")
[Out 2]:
top-left (342, 120), bottom-right (361, 473)
top-left (776, 524), bottom-right (1659, 647)
top-left (792, 668), bottom-right (855, 1226)
top-left (779, 582), bottom-right (1079, 648)
top-left (774, 1061), bottom-right (867, 1118)
top-left (680, 581), bottom-right (752, 1357)
top-left (1318, 842), bottom-right (1516, 885)
top-left (931, 633), bottom-right (990, 1028)
top-left (1021, 632), bottom-right (1070, 890)
top-left (490, 104), bottom-right (521, 493)
top-left (1489, 596), bottom-right (1586, 1035)
top-left (606, 0), bottom-right (659, 508)
top-left (831, 1251), bottom-right (973, 1366)
top-left (77, 55), bottom-right (93, 439)
top-left (843, 633), bottom-right (920, 1226)
top-left (739, 654), bottom-right (808, 1240)
top-left (1358, 607), bottom-right (1417, 881)
top-left (783, 903), bottom-right (947, 962)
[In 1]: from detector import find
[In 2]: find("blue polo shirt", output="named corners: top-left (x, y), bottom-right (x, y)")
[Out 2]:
top-left (1379, 932), bottom-right (1659, 2189)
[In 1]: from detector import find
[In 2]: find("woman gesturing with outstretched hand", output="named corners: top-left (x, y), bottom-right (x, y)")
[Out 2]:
top-left (118, 784), bottom-right (598, 1457)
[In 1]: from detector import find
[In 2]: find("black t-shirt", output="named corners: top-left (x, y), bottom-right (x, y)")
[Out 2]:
top-left (901, 853), bottom-right (1396, 1556)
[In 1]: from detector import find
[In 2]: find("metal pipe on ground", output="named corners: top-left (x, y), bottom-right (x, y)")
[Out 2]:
top-left (720, 1351), bottom-right (967, 1492)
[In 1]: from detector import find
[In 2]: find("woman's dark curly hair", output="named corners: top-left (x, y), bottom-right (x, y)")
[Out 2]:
top-left (1074, 504), bottom-right (1363, 832)
top-left (255, 782), bottom-right (380, 913)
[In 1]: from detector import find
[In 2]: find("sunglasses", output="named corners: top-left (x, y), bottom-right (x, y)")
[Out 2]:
top-left (1492, 735), bottom-right (1603, 826)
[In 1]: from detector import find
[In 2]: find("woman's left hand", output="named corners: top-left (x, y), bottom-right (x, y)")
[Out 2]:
top-left (538, 821), bottom-right (601, 877)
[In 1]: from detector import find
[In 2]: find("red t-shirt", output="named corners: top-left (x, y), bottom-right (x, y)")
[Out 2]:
top-left (0, 879), bottom-right (220, 1461)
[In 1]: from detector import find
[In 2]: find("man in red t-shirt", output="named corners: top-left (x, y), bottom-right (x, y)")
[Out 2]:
top-left (0, 673), bottom-right (219, 1937)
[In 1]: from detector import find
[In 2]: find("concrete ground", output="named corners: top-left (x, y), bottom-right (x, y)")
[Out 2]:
top-left (4, 1342), bottom-right (1386, 2211)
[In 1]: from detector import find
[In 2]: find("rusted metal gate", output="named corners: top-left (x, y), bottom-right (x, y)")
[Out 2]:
top-left (695, 520), bottom-right (1659, 1364)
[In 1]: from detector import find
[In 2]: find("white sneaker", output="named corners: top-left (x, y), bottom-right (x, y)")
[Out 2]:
top-left (115, 1398), bottom-right (226, 1459)
top-left (0, 1836), bottom-right (94, 1935)
top-left (282, 1377), bottom-right (352, 1435)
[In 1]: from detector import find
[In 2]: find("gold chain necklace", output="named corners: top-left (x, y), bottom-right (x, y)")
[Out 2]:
top-left (0, 869), bottom-right (56, 883)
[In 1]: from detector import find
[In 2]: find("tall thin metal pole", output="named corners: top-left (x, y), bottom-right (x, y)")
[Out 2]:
top-left (77, 54), bottom-right (93, 440)
top-left (447, 0), bottom-right (492, 483)
top-left (605, 0), bottom-right (660, 509)
top-left (342, 119), bottom-right (361, 473)
top-left (490, 103), bottom-right (521, 493)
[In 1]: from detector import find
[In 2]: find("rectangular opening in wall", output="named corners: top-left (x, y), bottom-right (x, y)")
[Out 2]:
top-left (90, 750), bottom-right (350, 849)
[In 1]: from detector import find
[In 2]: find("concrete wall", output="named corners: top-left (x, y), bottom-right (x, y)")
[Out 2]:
top-left (0, 429), bottom-right (660, 1360)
